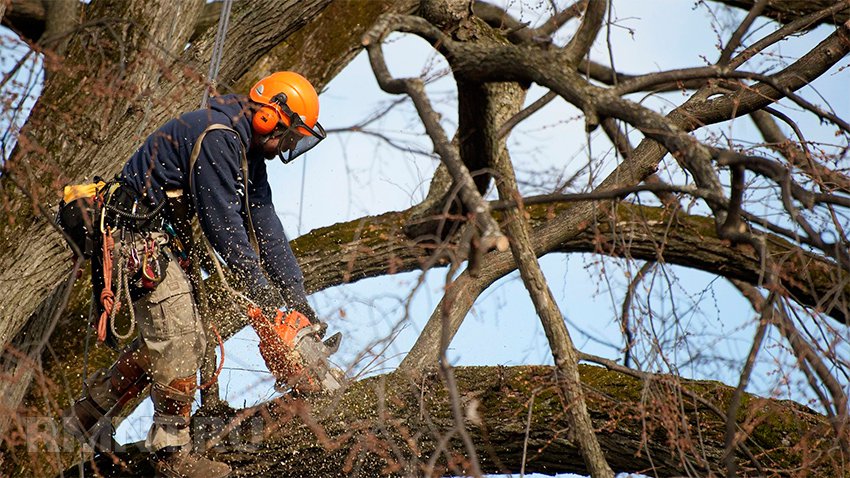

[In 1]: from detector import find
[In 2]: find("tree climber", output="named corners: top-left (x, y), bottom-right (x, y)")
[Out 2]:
top-left (59, 71), bottom-right (332, 478)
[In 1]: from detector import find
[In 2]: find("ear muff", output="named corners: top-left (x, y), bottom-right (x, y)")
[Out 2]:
top-left (252, 104), bottom-right (281, 135)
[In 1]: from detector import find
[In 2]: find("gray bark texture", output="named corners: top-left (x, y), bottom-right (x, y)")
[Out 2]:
top-left (65, 365), bottom-right (841, 477)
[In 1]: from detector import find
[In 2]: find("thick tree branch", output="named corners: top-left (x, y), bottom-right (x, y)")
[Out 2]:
top-left (71, 365), bottom-right (841, 477)
top-left (715, 0), bottom-right (849, 27)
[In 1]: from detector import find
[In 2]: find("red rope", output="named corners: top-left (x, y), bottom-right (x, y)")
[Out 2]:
top-left (97, 230), bottom-right (120, 342)
top-left (199, 322), bottom-right (225, 390)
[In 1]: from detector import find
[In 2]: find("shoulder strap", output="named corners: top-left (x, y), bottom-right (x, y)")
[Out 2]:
top-left (188, 123), bottom-right (260, 255)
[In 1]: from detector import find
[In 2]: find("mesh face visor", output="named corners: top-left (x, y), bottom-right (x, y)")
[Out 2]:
top-left (273, 121), bottom-right (326, 164)
top-left (269, 93), bottom-right (326, 164)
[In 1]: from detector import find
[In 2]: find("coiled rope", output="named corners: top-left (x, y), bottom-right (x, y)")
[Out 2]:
top-left (97, 230), bottom-right (119, 342)
top-left (111, 244), bottom-right (136, 340)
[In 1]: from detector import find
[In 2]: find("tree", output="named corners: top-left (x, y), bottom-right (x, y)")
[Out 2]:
top-left (0, 0), bottom-right (848, 476)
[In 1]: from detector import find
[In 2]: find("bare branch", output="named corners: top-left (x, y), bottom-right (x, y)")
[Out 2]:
top-left (561, 0), bottom-right (607, 66)
top-left (751, 109), bottom-right (850, 194)
top-left (497, 90), bottom-right (557, 140)
top-left (731, 279), bottom-right (850, 457)
top-left (717, 0), bottom-right (769, 66)
top-left (363, 14), bottom-right (509, 253)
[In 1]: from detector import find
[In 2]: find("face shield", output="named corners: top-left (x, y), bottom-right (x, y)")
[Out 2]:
top-left (267, 93), bottom-right (326, 164)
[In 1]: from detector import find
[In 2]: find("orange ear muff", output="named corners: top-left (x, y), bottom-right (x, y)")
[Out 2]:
top-left (252, 104), bottom-right (281, 135)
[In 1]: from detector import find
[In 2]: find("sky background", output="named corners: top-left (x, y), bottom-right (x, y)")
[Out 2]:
top-left (2, 1), bottom-right (849, 476)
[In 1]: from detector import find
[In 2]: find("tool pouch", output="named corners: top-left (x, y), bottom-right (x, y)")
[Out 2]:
top-left (101, 181), bottom-right (165, 233)
top-left (56, 181), bottom-right (106, 259)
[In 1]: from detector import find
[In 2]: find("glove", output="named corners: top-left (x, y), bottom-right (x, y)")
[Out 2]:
top-left (280, 283), bottom-right (319, 325)
top-left (281, 284), bottom-right (331, 340)
top-left (250, 284), bottom-right (286, 321)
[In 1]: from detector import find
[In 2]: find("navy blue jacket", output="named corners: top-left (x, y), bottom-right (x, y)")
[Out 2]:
top-left (121, 94), bottom-right (305, 302)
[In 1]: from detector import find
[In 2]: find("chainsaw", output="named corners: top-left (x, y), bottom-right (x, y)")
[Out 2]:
top-left (247, 305), bottom-right (343, 393)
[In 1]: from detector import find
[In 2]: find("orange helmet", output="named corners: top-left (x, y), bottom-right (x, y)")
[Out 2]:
top-left (249, 71), bottom-right (326, 163)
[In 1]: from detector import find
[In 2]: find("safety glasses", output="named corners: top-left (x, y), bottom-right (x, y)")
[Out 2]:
top-left (269, 93), bottom-right (326, 164)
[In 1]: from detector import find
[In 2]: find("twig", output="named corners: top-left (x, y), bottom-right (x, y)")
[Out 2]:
top-left (620, 262), bottom-right (653, 369)
top-left (520, 389), bottom-right (539, 477)
top-left (717, 0), bottom-right (769, 66)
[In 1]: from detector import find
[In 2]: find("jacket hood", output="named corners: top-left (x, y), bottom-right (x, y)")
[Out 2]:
top-left (208, 94), bottom-right (254, 150)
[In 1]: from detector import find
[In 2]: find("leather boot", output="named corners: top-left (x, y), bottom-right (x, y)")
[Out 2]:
top-left (149, 376), bottom-right (231, 478)
top-left (151, 446), bottom-right (231, 478)
top-left (62, 342), bottom-right (150, 450)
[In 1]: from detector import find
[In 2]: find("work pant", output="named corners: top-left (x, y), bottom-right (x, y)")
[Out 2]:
top-left (85, 233), bottom-right (206, 451)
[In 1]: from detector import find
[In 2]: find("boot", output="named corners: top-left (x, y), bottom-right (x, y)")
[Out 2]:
top-left (62, 342), bottom-right (150, 450)
top-left (148, 376), bottom-right (231, 478)
top-left (151, 447), bottom-right (231, 478)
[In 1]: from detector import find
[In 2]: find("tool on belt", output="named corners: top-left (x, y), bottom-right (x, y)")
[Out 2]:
top-left (56, 179), bottom-right (173, 347)
top-left (246, 304), bottom-right (343, 394)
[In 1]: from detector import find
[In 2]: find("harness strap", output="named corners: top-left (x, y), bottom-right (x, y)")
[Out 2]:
top-left (187, 123), bottom-right (260, 255)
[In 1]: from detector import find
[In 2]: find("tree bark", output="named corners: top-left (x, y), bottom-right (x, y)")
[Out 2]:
top-left (67, 365), bottom-right (842, 477)
top-left (0, 0), bottom-right (416, 441)
top-left (2, 0), bottom-right (217, 45)
top-left (715, 0), bottom-right (849, 26)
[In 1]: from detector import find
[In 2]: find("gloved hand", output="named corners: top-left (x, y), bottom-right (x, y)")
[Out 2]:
top-left (280, 284), bottom-right (319, 324)
top-left (280, 284), bottom-right (332, 340)
top-left (250, 284), bottom-right (286, 321)
top-left (251, 283), bottom-right (325, 336)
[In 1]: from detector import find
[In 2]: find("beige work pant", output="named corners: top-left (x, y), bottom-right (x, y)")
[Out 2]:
top-left (88, 234), bottom-right (206, 451)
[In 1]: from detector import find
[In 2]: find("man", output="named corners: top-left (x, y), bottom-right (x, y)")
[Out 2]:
top-left (61, 71), bottom-right (327, 478)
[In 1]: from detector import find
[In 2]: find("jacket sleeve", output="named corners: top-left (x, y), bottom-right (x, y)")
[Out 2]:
top-left (247, 159), bottom-right (309, 306)
top-left (191, 130), bottom-right (271, 296)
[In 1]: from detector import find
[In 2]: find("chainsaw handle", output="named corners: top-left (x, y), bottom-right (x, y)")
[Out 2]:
top-left (247, 304), bottom-right (263, 320)
top-left (247, 304), bottom-right (296, 327)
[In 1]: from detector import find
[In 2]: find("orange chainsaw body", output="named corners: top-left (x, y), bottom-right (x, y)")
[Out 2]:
top-left (247, 305), bottom-right (314, 390)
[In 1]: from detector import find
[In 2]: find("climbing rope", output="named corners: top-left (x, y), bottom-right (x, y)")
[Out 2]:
top-left (200, 0), bottom-right (233, 109)
top-left (111, 244), bottom-right (136, 341)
